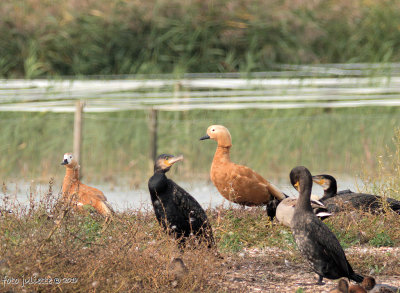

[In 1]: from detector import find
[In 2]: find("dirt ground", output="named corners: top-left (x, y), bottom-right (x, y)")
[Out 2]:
top-left (218, 247), bottom-right (400, 292)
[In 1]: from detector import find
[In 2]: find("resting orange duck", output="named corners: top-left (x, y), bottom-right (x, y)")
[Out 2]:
top-left (61, 153), bottom-right (114, 219)
top-left (200, 125), bottom-right (286, 206)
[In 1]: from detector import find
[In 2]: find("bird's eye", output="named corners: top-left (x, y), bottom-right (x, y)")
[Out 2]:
top-left (70, 156), bottom-right (72, 158)
top-left (212, 129), bottom-right (215, 132)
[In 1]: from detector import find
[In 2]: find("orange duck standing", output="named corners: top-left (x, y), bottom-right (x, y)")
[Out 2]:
top-left (61, 153), bottom-right (114, 220)
top-left (200, 125), bottom-right (286, 206)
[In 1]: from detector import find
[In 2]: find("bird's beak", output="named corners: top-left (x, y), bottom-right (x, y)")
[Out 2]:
top-left (294, 181), bottom-right (300, 191)
top-left (312, 176), bottom-right (325, 186)
top-left (167, 155), bottom-right (184, 165)
top-left (61, 159), bottom-right (68, 165)
top-left (199, 134), bottom-right (210, 140)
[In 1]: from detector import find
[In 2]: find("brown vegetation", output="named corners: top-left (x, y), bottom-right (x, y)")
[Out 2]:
top-left (1, 184), bottom-right (400, 292)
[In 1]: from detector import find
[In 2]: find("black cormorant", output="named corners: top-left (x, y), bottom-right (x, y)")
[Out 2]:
top-left (290, 166), bottom-right (364, 285)
top-left (312, 174), bottom-right (400, 214)
top-left (148, 154), bottom-right (215, 248)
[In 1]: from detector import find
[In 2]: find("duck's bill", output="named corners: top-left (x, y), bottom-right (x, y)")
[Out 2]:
top-left (199, 134), bottom-right (210, 140)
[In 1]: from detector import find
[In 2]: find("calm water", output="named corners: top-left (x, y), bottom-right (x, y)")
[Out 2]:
top-left (2, 176), bottom-right (365, 212)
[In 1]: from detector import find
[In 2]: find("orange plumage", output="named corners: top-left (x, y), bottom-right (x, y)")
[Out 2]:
top-left (329, 278), bottom-right (370, 293)
top-left (200, 125), bottom-right (285, 205)
top-left (61, 153), bottom-right (113, 218)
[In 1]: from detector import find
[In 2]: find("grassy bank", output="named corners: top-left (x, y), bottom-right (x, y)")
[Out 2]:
top-left (1, 0), bottom-right (400, 77)
top-left (1, 134), bottom-right (400, 292)
top-left (1, 107), bottom-right (400, 185)
top-left (0, 194), bottom-right (399, 292)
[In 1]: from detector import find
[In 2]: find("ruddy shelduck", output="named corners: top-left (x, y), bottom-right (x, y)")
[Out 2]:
top-left (61, 153), bottom-right (114, 220)
top-left (200, 125), bottom-right (286, 206)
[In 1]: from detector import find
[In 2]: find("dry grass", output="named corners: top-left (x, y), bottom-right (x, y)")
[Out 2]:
top-left (1, 185), bottom-right (400, 292)
top-left (0, 188), bottom-right (224, 292)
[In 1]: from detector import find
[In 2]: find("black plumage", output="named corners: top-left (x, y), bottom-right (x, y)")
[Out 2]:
top-left (148, 154), bottom-right (215, 248)
top-left (266, 197), bottom-right (281, 220)
top-left (313, 174), bottom-right (400, 214)
top-left (290, 166), bottom-right (364, 284)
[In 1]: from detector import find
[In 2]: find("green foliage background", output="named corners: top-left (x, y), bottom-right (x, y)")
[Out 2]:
top-left (1, 0), bottom-right (400, 77)
top-left (1, 107), bottom-right (400, 184)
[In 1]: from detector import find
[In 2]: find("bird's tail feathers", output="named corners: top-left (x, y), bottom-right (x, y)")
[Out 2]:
top-left (316, 212), bottom-right (332, 218)
top-left (99, 200), bottom-right (115, 217)
top-left (267, 182), bottom-right (286, 201)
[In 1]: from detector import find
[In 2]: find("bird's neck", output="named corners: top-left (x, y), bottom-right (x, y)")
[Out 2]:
top-left (149, 172), bottom-right (168, 196)
top-left (66, 166), bottom-right (79, 179)
top-left (63, 167), bottom-right (79, 192)
top-left (150, 172), bottom-right (168, 187)
top-left (153, 170), bottom-right (167, 177)
top-left (296, 183), bottom-right (314, 213)
top-left (321, 183), bottom-right (337, 200)
top-left (213, 146), bottom-right (231, 165)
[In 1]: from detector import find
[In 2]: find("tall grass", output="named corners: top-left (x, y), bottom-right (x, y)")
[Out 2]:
top-left (1, 0), bottom-right (400, 77)
top-left (362, 128), bottom-right (400, 200)
top-left (1, 107), bottom-right (400, 184)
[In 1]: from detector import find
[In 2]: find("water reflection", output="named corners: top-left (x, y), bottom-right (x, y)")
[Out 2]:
top-left (2, 176), bottom-right (365, 212)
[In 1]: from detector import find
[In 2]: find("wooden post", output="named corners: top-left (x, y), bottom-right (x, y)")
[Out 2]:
top-left (74, 100), bottom-right (84, 178)
top-left (149, 108), bottom-right (158, 163)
